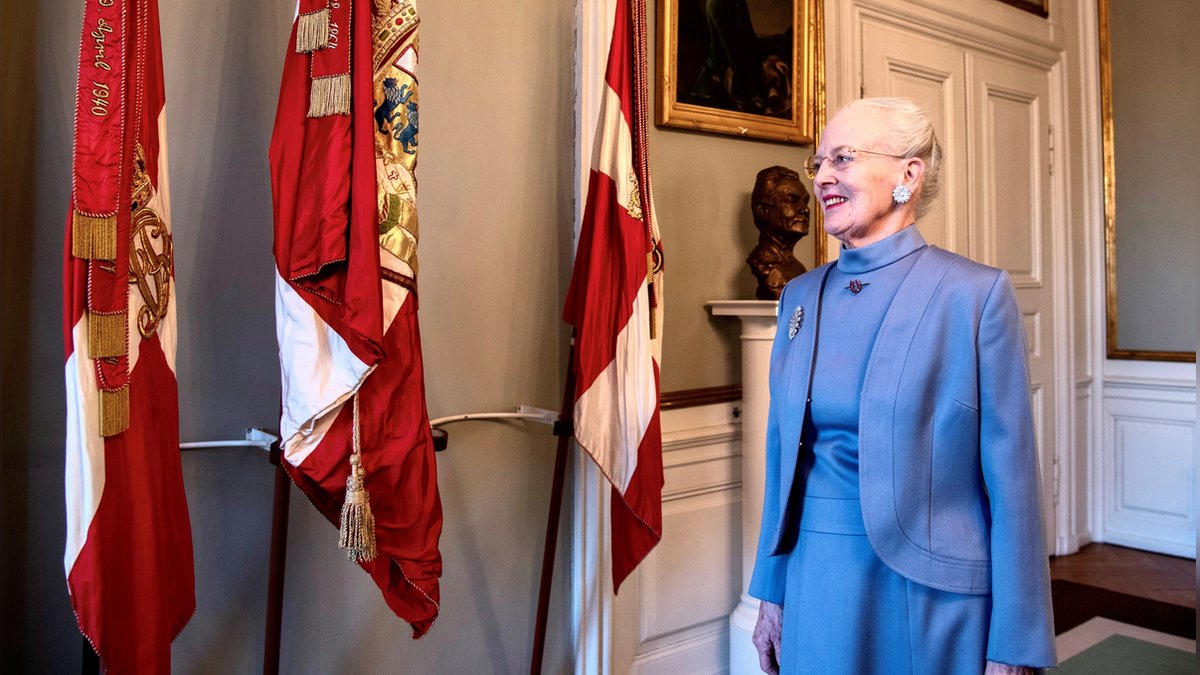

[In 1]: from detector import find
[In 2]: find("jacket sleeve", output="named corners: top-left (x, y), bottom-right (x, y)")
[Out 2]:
top-left (977, 272), bottom-right (1057, 668)
top-left (747, 285), bottom-right (793, 605)
top-left (748, 393), bottom-right (787, 604)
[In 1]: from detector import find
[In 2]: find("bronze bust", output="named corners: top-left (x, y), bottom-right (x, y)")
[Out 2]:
top-left (747, 166), bottom-right (810, 300)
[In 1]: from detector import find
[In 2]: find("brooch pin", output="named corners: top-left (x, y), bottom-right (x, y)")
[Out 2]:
top-left (787, 306), bottom-right (804, 340)
top-left (846, 279), bottom-right (870, 294)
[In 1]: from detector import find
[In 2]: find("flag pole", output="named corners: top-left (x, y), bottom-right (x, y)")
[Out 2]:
top-left (529, 339), bottom-right (577, 675)
top-left (262, 442), bottom-right (291, 675)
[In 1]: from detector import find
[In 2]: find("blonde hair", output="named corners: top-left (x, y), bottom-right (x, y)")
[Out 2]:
top-left (839, 97), bottom-right (943, 220)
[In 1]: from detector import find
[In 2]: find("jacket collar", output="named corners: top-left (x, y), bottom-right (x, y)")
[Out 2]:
top-left (837, 224), bottom-right (927, 274)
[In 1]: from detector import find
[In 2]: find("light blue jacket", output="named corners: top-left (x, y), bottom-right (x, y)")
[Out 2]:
top-left (748, 245), bottom-right (1057, 668)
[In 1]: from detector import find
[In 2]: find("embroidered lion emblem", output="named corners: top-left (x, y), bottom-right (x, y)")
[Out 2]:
top-left (375, 77), bottom-right (418, 155)
top-left (375, 78), bottom-right (413, 134)
top-left (394, 99), bottom-right (418, 154)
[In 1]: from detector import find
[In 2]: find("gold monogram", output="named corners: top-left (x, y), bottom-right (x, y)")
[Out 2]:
top-left (128, 145), bottom-right (172, 339)
top-left (626, 171), bottom-right (643, 221)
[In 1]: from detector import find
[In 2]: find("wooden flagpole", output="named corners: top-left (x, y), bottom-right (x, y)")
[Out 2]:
top-left (263, 442), bottom-right (291, 675)
top-left (529, 340), bottom-right (577, 675)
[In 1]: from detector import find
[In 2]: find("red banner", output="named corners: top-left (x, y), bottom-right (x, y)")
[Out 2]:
top-left (64, 0), bottom-right (195, 672)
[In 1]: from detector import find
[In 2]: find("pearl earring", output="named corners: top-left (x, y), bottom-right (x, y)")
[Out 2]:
top-left (892, 184), bottom-right (912, 204)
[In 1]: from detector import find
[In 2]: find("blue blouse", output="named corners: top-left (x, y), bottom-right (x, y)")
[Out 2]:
top-left (798, 225), bottom-right (928, 500)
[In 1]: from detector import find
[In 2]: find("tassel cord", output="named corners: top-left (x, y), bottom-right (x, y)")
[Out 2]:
top-left (338, 393), bottom-right (377, 562)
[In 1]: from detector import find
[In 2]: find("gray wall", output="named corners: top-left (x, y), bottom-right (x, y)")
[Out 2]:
top-left (0, 0), bottom-right (40, 667)
top-left (1109, 0), bottom-right (1199, 354)
top-left (8, 0), bottom-right (574, 671)
top-left (3, 0), bottom-right (807, 671)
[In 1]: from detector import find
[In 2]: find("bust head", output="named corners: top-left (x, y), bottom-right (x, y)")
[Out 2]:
top-left (751, 166), bottom-right (810, 241)
top-left (748, 166), bottom-right (809, 300)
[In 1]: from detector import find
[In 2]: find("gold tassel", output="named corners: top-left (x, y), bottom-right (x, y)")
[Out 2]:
top-left (87, 311), bottom-right (127, 359)
top-left (338, 456), bottom-right (377, 563)
top-left (99, 387), bottom-right (129, 437)
top-left (295, 8), bottom-right (331, 53)
top-left (72, 211), bottom-right (117, 261)
top-left (338, 395), bottom-right (377, 562)
top-left (308, 74), bottom-right (351, 117)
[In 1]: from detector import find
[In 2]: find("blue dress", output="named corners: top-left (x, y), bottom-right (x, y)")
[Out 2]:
top-left (779, 226), bottom-right (991, 674)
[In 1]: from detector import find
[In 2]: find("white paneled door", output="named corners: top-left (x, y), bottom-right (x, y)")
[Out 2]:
top-left (861, 20), bottom-right (968, 254)
top-left (861, 24), bottom-right (1059, 549)
top-left (968, 54), bottom-right (1058, 553)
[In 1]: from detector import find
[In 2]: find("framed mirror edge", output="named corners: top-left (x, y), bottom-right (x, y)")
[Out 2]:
top-left (1099, 0), bottom-right (1197, 363)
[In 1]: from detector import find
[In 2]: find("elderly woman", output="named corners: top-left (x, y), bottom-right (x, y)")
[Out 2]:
top-left (749, 98), bottom-right (1056, 674)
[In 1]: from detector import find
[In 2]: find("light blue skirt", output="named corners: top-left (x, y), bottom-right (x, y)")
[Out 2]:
top-left (780, 496), bottom-right (991, 675)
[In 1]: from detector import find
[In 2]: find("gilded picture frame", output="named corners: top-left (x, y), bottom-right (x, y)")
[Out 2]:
top-left (656, 0), bottom-right (816, 144)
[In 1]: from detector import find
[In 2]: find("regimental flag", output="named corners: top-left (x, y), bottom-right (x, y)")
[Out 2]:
top-left (63, 0), bottom-right (195, 671)
top-left (564, 0), bottom-right (665, 591)
top-left (269, 0), bottom-right (442, 637)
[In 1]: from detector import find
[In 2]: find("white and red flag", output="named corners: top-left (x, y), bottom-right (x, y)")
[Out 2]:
top-left (564, 0), bottom-right (665, 591)
top-left (269, 0), bottom-right (442, 636)
top-left (63, 0), bottom-right (195, 671)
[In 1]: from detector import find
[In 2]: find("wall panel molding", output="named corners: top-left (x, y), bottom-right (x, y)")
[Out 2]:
top-left (1099, 378), bottom-right (1197, 558)
top-left (628, 621), bottom-right (727, 675)
top-left (617, 401), bottom-right (744, 674)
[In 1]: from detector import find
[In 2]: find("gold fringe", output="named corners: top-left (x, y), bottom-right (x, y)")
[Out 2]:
top-left (373, 0), bottom-right (391, 17)
top-left (87, 311), bottom-right (127, 359)
top-left (99, 387), bottom-right (129, 437)
top-left (308, 74), bottom-right (351, 117)
top-left (295, 8), bottom-right (331, 53)
top-left (72, 211), bottom-right (117, 261)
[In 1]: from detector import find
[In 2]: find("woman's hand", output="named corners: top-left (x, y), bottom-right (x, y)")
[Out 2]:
top-left (752, 600), bottom-right (784, 674)
top-left (984, 661), bottom-right (1036, 674)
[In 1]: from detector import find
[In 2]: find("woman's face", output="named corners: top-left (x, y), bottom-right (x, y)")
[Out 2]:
top-left (812, 108), bottom-right (913, 247)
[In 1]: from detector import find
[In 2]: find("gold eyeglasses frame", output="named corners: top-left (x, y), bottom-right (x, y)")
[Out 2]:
top-left (803, 146), bottom-right (906, 179)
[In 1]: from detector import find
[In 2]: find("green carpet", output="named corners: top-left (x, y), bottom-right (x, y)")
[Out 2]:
top-left (1057, 634), bottom-right (1194, 674)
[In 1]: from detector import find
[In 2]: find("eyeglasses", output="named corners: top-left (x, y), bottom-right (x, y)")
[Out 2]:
top-left (803, 147), bottom-right (906, 179)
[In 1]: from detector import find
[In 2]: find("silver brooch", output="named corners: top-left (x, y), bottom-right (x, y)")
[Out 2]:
top-left (787, 306), bottom-right (804, 340)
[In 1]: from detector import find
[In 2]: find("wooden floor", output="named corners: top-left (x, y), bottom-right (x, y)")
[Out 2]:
top-left (1050, 543), bottom-right (1196, 609)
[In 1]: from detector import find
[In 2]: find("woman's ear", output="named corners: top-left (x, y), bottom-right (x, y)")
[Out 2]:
top-left (902, 156), bottom-right (926, 189)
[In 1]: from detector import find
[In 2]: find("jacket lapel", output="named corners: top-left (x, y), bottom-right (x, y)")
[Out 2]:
top-left (775, 265), bottom-right (833, 530)
top-left (858, 246), bottom-right (956, 532)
